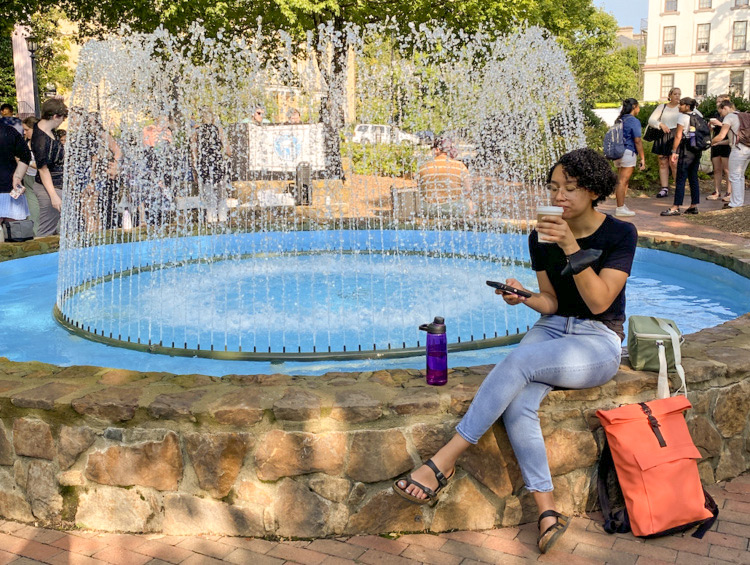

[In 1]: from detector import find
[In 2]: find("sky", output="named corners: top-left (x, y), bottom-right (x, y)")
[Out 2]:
top-left (597, 0), bottom-right (650, 31)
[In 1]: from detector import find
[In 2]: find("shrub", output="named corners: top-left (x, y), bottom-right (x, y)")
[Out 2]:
top-left (342, 141), bottom-right (420, 177)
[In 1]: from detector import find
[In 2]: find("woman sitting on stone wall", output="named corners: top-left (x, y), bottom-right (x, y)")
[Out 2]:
top-left (394, 148), bottom-right (638, 554)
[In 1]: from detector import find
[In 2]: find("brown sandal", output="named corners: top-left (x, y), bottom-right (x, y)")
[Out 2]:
top-left (393, 459), bottom-right (454, 506)
top-left (537, 510), bottom-right (570, 554)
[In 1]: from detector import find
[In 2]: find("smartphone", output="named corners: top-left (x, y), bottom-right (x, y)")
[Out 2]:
top-left (486, 280), bottom-right (532, 298)
top-left (9, 184), bottom-right (24, 199)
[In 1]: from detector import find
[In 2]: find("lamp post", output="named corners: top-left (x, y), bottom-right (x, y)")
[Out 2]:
top-left (25, 35), bottom-right (41, 118)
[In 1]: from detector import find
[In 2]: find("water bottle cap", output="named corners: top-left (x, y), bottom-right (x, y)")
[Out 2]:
top-left (433, 316), bottom-right (444, 325)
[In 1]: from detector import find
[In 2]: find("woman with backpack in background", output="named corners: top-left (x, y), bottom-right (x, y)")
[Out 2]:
top-left (613, 99), bottom-right (646, 217)
top-left (648, 87), bottom-right (682, 199)
top-left (661, 97), bottom-right (705, 216)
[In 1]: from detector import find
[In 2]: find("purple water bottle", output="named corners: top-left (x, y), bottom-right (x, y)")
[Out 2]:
top-left (419, 316), bottom-right (448, 386)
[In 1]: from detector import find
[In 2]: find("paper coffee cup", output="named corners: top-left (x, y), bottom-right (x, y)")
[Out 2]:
top-left (536, 206), bottom-right (564, 243)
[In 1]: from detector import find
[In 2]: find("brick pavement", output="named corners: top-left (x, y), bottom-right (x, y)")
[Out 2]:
top-left (0, 473), bottom-right (747, 564)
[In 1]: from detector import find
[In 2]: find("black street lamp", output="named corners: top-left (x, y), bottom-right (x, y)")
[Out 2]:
top-left (25, 35), bottom-right (41, 118)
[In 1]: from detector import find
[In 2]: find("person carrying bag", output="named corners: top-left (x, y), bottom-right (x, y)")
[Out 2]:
top-left (647, 88), bottom-right (683, 198)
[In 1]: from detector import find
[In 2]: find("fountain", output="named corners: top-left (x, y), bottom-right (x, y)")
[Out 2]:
top-left (53, 24), bottom-right (587, 361)
top-left (1, 22), bottom-right (749, 537)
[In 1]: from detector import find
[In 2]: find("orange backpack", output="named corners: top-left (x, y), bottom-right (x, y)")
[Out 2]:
top-left (596, 395), bottom-right (718, 538)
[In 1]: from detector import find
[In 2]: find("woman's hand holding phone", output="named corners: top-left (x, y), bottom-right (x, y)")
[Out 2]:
top-left (489, 278), bottom-right (530, 305)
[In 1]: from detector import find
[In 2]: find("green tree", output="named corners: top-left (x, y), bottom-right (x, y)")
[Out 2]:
top-left (0, 35), bottom-right (17, 108)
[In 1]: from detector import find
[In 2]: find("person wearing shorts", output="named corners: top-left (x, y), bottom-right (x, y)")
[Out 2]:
top-left (707, 94), bottom-right (731, 202)
top-left (613, 99), bottom-right (646, 217)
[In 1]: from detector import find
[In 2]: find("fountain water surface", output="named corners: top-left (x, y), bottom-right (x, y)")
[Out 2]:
top-left (55, 24), bottom-right (586, 360)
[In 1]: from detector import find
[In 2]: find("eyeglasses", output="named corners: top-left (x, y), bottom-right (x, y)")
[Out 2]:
top-left (546, 183), bottom-right (583, 194)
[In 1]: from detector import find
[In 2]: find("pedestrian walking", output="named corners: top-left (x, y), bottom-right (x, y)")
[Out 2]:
top-left (613, 98), bottom-right (646, 217)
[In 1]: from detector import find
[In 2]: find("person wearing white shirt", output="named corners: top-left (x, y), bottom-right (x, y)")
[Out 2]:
top-left (711, 100), bottom-right (748, 209)
top-left (648, 87), bottom-right (682, 198)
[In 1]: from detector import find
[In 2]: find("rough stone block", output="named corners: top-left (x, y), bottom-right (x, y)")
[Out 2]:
top-left (458, 431), bottom-right (514, 498)
top-left (10, 382), bottom-right (79, 410)
top-left (0, 379), bottom-right (23, 394)
top-left (716, 438), bottom-right (749, 482)
top-left (345, 489), bottom-right (425, 534)
top-left (346, 429), bottom-right (412, 483)
top-left (209, 389), bottom-right (264, 426)
top-left (58, 426), bottom-right (97, 470)
top-left (614, 371), bottom-right (653, 396)
top-left (76, 486), bottom-right (158, 532)
top-left (235, 480), bottom-right (274, 506)
top-left (163, 493), bottom-right (264, 536)
top-left (330, 390), bottom-right (382, 423)
top-left (184, 432), bottom-right (252, 498)
top-left (255, 430), bottom-right (346, 481)
top-left (682, 359), bottom-right (728, 385)
top-left (687, 415), bottom-right (723, 458)
top-left (449, 384), bottom-right (479, 416)
top-left (13, 418), bottom-right (55, 460)
top-left (430, 475), bottom-right (499, 532)
top-left (72, 387), bottom-right (141, 422)
top-left (27, 460), bottom-right (63, 521)
top-left (0, 469), bottom-right (34, 522)
top-left (368, 370), bottom-right (395, 386)
top-left (272, 389), bottom-right (322, 421)
top-left (148, 390), bottom-right (206, 422)
top-left (390, 389), bottom-right (440, 415)
top-left (98, 368), bottom-right (151, 385)
top-left (172, 374), bottom-right (219, 388)
top-left (713, 381), bottom-right (750, 438)
top-left (545, 428), bottom-right (598, 476)
top-left (85, 431), bottom-right (183, 491)
top-left (58, 470), bottom-right (85, 486)
top-left (274, 479), bottom-right (330, 537)
top-left (0, 420), bottom-right (13, 465)
top-left (308, 475), bottom-right (352, 502)
top-left (411, 422), bottom-right (454, 460)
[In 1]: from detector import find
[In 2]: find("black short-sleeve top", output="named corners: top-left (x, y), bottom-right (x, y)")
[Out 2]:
top-left (530, 215), bottom-right (638, 340)
top-left (31, 124), bottom-right (65, 189)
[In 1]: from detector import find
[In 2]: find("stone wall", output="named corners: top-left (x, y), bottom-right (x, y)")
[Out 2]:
top-left (0, 234), bottom-right (749, 536)
top-left (0, 315), bottom-right (748, 536)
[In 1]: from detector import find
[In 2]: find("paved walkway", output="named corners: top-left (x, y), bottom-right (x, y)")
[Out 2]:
top-left (0, 473), bottom-right (747, 564)
top-left (1, 192), bottom-right (748, 565)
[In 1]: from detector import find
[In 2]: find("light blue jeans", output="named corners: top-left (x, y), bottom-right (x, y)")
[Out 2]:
top-left (455, 315), bottom-right (622, 492)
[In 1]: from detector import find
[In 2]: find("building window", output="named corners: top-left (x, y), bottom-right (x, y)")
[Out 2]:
top-left (663, 26), bottom-right (677, 54)
top-left (730, 71), bottom-right (745, 96)
top-left (735, 0), bottom-right (748, 7)
top-left (697, 24), bottom-right (710, 52)
top-left (695, 73), bottom-right (708, 97)
top-left (661, 74), bottom-right (675, 99)
top-left (699, 0), bottom-right (711, 8)
top-left (734, 21), bottom-right (747, 50)
top-left (665, 0), bottom-right (678, 11)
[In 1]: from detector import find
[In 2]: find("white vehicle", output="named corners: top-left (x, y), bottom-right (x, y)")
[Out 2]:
top-left (352, 124), bottom-right (419, 145)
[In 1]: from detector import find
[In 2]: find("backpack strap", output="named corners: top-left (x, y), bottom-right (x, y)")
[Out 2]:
top-left (692, 489), bottom-right (719, 539)
top-left (655, 318), bottom-right (687, 396)
top-left (597, 441), bottom-right (631, 535)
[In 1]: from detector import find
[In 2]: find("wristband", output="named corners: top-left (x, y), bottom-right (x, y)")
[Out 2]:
top-left (561, 248), bottom-right (603, 276)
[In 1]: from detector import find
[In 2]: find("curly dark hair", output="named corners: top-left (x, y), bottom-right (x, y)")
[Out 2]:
top-left (546, 147), bottom-right (617, 206)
